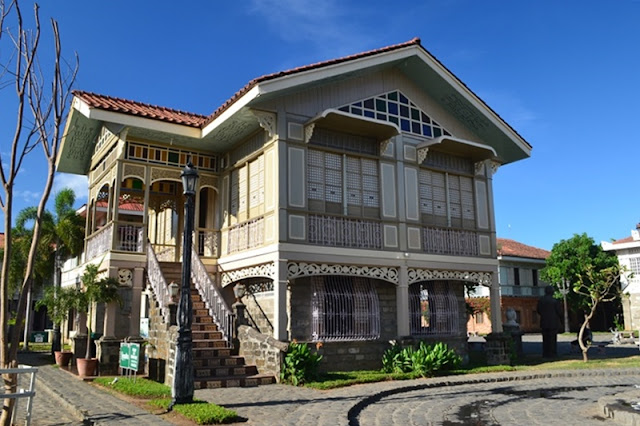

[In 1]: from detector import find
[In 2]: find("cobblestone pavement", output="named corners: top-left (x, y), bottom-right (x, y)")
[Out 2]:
top-left (196, 370), bottom-right (640, 426)
top-left (16, 351), bottom-right (171, 425)
top-left (11, 336), bottom-right (640, 425)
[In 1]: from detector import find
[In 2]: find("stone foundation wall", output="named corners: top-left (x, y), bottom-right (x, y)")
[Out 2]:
top-left (145, 298), bottom-right (177, 385)
top-left (244, 292), bottom-right (275, 336)
top-left (237, 325), bottom-right (288, 380)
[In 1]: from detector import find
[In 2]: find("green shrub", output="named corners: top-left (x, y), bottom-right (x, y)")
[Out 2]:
top-left (381, 341), bottom-right (461, 377)
top-left (280, 341), bottom-right (323, 386)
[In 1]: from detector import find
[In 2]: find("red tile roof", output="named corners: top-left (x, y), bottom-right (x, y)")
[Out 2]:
top-left (611, 236), bottom-right (634, 245)
top-left (73, 91), bottom-right (208, 128)
top-left (497, 238), bottom-right (549, 260)
top-left (0, 233), bottom-right (4, 249)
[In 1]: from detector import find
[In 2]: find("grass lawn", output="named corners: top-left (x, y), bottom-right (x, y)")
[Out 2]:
top-left (305, 352), bottom-right (640, 390)
top-left (93, 377), bottom-right (239, 424)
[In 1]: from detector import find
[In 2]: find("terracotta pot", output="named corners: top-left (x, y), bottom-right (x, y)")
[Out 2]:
top-left (54, 351), bottom-right (73, 368)
top-left (76, 358), bottom-right (98, 377)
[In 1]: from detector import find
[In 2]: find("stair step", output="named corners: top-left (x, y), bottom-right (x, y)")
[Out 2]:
top-left (193, 356), bottom-right (245, 368)
top-left (192, 330), bottom-right (223, 340)
top-left (157, 260), bottom-right (275, 388)
top-left (194, 365), bottom-right (257, 378)
top-left (193, 347), bottom-right (232, 358)
top-left (194, 374), bottom-right (276, 389)
top-left (192, 323), bottom-right (220, 332)
top-left (192, 339), bottom-right (228, 349)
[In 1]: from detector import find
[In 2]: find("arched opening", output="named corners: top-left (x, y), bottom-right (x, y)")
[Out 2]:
top-left (197, 186), bottom-right (218, 257)
top-left (117, 177), bottom-right (145, 252)
top-left (148, 179), bottom-right (180, 261)
top-left (92, 184), bottom-right (110, 232)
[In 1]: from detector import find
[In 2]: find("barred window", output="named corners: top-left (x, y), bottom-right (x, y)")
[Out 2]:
top-left (409, 280), bottom-right (460, 336)
top-left (310, 276), bottom-right (380, 341)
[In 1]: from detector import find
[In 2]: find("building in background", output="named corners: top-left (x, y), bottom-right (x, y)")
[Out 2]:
top-left (602, 225), bottom-right (640, 331)
top-left (467, 238), bottom-right (549, 334)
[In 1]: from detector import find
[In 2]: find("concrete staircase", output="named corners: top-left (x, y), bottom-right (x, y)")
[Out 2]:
top-left (159, 262), bottom-right (276, 388)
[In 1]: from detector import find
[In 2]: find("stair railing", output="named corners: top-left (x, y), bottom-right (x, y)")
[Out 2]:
top-left (191, 247), bottom-right (234, 346)
top-left (147, 242), bottom-right (172, 324)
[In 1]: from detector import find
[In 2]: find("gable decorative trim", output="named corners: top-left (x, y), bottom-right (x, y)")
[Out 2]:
top-left (221, 262), bottom-right (276, 286)
top-left (304, 123), bottom-right (316, 143)
top-left (408, 268), bottom-right (492, 286)
top-left (252, 110), bottom-right (276, 138)
top-left (287, 262), bottom-right (399, 284)
top-left (417, 147), bottom-right (429, 164)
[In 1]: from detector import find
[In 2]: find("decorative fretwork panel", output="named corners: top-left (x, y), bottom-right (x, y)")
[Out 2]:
top-left (311, 275), bottom-right (380, 342)
top-left (338, 91), bottom-right (451, 139)
top-left (227, 216), bottom-right (265, 254)
top-left (288, 262), bottom-right (398, 284)
top-left (409, 280), bottom-right (460, 336)
top-left (86, 223), bottom-right (113, 261)
top-left (422, 227), bottom-right (478, 257)
top-left (126, 141), bottom-right (218, 172)
top-left (308, 215), bottom-right (382, 249)
top-left (197, 229), bottom-right (219, 257)
top-left (308, 127), bottom-right (378, 156)
top-left (422, 151), bottom-right (474, 174)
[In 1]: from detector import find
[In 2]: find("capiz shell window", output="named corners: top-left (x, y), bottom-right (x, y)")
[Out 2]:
top-left (310, 276), bottom-right (380, 341)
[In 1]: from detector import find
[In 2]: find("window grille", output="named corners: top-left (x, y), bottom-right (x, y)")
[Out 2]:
top-left (307, 149), bottom-right (379, 216)
top-left (409, 280), bottom-right (460, 336)
top-left (249, 155), bottom-right (264, 208)
top-left (311, 276), bottom-right (380, 341)
top-left (419, 170), bottom-right (475, 229)
top-left (629, 257), bottom-right (640, 275)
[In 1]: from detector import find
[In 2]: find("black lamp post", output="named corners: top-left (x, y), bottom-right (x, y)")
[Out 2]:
top-left (171, 160), bottom-right (199, 408)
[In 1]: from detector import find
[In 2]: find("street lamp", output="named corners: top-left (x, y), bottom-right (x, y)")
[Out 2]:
top-left (171, 160), bottom-right (199, 409)
top-left (559, 278), bottom-right (570, 333)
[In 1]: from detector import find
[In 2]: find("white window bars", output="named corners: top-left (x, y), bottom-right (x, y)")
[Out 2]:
top-left (311, 276), bottom-right (380, 341)
top-left (409, 280), bottom-right (460, 336)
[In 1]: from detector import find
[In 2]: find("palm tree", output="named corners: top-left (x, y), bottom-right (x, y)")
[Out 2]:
top-left (14, 188), bottom-right (84, 352)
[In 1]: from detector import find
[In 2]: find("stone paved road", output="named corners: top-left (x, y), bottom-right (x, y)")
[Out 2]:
top-left (197, 370), bottom-right (640, 426)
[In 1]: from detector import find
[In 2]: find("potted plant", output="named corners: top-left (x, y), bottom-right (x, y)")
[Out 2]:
top-left (74, 263), bottom-right (121, 377)
top-left (36, 286), bottom-right (77, 367)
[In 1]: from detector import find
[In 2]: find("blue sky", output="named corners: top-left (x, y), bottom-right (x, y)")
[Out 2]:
top-left (4, 0), bottom-right (640, 250)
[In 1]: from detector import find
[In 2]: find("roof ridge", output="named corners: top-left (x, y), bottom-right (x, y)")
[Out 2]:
top-left (201, 37), bottom-right (423, 127)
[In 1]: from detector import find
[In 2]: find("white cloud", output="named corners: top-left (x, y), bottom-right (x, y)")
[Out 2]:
top-left (475, 89), bottom-right (537, 131)
top-left (247, 0), bottom-right (373, 57)
top-left (53, 174), bottom-right (88, 202)
top-left (14, 190), bottom-right (41, 203)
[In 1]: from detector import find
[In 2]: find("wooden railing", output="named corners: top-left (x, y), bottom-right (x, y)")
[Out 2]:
top-left (147, 243), bottom-right (172, 324)
top-left (227, 217), bottom-right (264, 254)
top-left (197, 228), bottom-right (219, 257)
top-left (422, 227), bottom-right (478, 257)
top-left (307, 214), bottom-right (382, 249)
top-left (191, 248), bottom-right (233, 346)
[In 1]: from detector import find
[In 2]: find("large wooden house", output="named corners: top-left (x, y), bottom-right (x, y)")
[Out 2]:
top-left (56, 38), bottom-right (531, 384)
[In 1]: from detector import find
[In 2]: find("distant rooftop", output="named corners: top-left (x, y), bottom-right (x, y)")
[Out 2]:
top-left (497, 238), bottom-right (549, 260)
